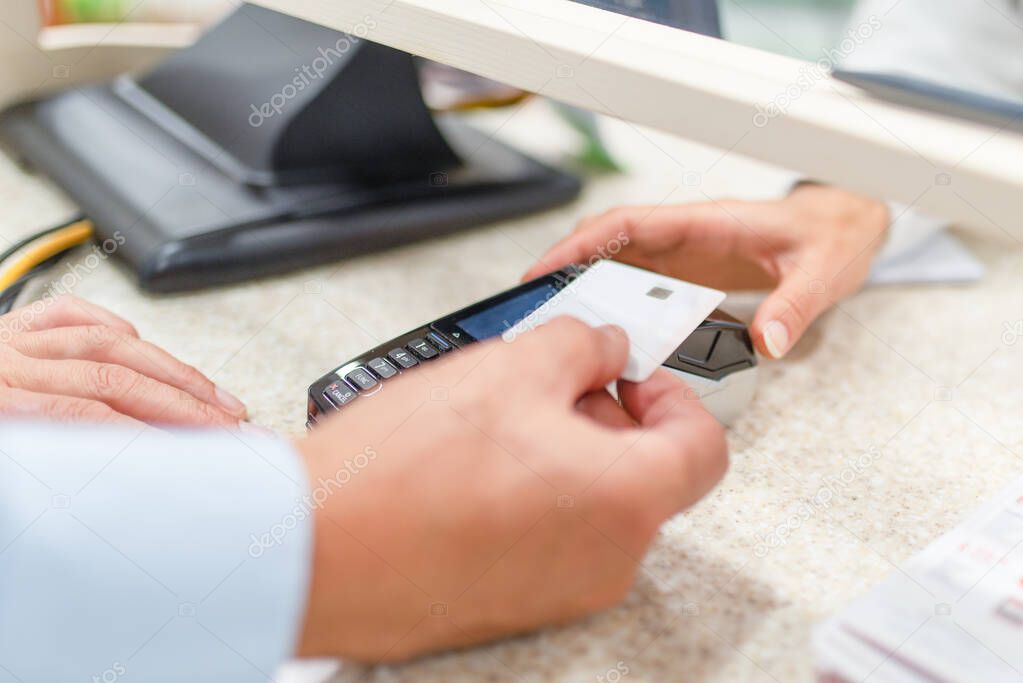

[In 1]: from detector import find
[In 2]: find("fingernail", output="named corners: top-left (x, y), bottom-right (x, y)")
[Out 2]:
top-left (239, 421), bottom-right (275, 437)
top-left (763, 320), bottom-right (790, 359)
top-left (215, 385), bottom-right (248, 416)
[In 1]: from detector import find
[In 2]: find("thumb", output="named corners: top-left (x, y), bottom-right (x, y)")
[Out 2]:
top-left (502, 317), bottom-right (630, 403)
top-left (752, 270), bottom-right (832, 359)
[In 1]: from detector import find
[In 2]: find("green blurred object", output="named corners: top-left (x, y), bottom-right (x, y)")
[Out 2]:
top-left (64, 0), bottom-right (127, 23)
top-left (552, 102), bottom-right (623, 173)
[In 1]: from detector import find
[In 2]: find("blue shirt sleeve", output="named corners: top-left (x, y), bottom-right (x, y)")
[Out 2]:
top-left (0, 423), bottom-right (313, 683)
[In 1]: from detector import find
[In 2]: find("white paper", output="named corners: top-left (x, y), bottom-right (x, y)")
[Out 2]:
top-left (869, 230), bottom-right (985, 285)
top-left (815, 474), bottom-right (1023, 682)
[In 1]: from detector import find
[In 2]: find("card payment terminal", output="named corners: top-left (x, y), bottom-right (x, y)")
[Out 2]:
top-left (307, 265), bottom-right (757, 427)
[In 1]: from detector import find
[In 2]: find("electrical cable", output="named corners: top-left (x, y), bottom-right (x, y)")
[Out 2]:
top-left (0, 252), bottom-right (68, 315)
top-left (0, 217), bottom-right (95, 315)
top-left (0, 220), bottom-right (94, 293)
top-left (0, 215), bottom-right (87, 265)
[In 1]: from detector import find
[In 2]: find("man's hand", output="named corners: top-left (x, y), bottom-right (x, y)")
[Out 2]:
top-left (524, 184), bottom-right (890, 359)
top-left (0, 296), bottom-right (248, 427)
top-left (294, 318), bottom-right (727, 661)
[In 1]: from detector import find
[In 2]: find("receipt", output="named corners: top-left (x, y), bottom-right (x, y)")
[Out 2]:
top-left (815, 477), bottom-right (1023, 682)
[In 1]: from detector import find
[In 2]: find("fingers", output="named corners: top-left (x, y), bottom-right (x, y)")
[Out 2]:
top-left (504, 318), bottom-right (629, 403)
top-left (0, 386), bottom-right (145, 428)
top-left (522, 203), bottom-right (746, 281)
top-left (522, 207), bottom-right (640, 281)
top-left (617, 370), bottom-right (728, 512)
top-left (7, 326), bottom-right (247, 419)
top-left (750, 200), bottom-right (889, 359)
top-left (6, 358), bottom-right (243, 428)
top-left (751, 270), bottom-right (833, 359)
top-left (0, 296), bottom-right (139, 337)
top-left (576, 389), bottom-right (634, 429)
top-left (617, 371), bottom-right (706, 426)
top-left (748, 187), bottom-right (890, 358)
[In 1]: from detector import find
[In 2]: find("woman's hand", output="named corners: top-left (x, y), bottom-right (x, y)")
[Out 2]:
top-left (0, 296), bottom-right (248, 427)
top-left (524, 184), bottom-right (890, 358)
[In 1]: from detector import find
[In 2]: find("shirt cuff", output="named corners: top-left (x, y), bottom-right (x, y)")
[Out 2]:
top-left (0, 423), bottom-right (313, 683)
top-left (875, 200), bottom-right (949, 262)
top-left (785, 179), bottom-right (949, 264)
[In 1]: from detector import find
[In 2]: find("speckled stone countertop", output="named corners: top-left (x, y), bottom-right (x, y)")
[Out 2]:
top-left (2, 101), bottom-right (1020, 683)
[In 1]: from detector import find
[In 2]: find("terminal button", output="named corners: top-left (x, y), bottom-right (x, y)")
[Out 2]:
top-left (388, 348), bottom-right (419, 369)
top-left (705, 328), bottom-right (753, 372)
top-left (323, 381), bottom-right (357, 408)
top-left (677, 328), bottom-right (719, 364)
top-left (368, 357), bottom-right (398, 379)
top-left (408, 338), bottom-right (439, 360)
top-left (345, 367), bottom-right (379, 391)
top-left (427, 331), bottom-right (453, 352)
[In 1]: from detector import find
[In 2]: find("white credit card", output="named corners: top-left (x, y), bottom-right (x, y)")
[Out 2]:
top-left (508, 261), bottom-right (725, 382)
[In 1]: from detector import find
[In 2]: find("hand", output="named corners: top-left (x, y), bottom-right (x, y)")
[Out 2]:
top-left (294, 318), bottom-right (727, 661)
top-left (524, 184), bottom-right (890, 359)
top-left (0, 295), bottom-right (248, 427)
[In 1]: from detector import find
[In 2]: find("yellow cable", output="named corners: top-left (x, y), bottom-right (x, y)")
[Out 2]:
top-left (433, 91), bottom-right (532, 113)
top-left (0, 220), bottom-right (94, 292)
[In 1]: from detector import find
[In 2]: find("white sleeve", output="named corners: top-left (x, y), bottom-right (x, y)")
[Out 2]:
top-left (0, 423), bottom-right (313, 683)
